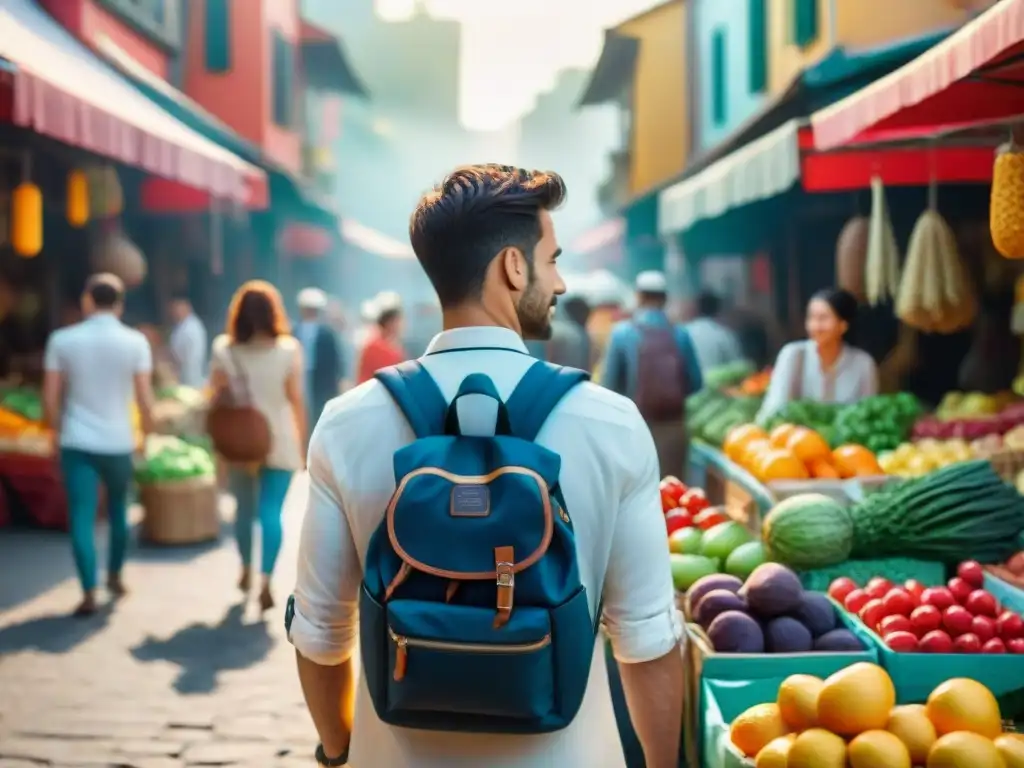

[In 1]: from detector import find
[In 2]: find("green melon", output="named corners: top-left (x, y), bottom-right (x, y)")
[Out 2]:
top-left (762, 493), bottom-right (854, 569)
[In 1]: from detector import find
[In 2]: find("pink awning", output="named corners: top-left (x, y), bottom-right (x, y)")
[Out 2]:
top-left (812, 0), bottom-right (1024, 150)
top-left (0, 0), bottom-right (264, 203)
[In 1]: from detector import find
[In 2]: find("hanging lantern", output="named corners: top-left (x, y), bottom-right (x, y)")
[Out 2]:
top-left (11, 181), bottom-right (42, 258)
top-left (66, 170), bottom-right (90, 228)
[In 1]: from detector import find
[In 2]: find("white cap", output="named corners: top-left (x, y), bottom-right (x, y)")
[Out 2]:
top-left (297, 287), bottom-right (328, 310)
top-left (360, 299), bottom-right (379, 322)
top-left (374, 290), bottom-right (402, 313)
top-left (635, 270), bottom-right (668, 294)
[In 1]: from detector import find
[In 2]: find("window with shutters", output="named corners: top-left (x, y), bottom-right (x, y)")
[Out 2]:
top-left (272, 32), bottom-right (295, 127)
top-left (205, 0), bottom-right (230, 72)
top-left (711, 29), bottom-right (727, 126)
top-left (95, 0), bottom-right (180, 51)
top-left (748, 0), bottom-right (768, 93)
top-left (792, 0), bottom-right (819, 48)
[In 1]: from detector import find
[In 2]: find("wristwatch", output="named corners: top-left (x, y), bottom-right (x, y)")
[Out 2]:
top-left (315, 743), bottom-right (349, 766)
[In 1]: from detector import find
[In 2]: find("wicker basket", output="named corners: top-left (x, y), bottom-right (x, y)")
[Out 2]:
top-left (139, 475), bottom-right (220, 545)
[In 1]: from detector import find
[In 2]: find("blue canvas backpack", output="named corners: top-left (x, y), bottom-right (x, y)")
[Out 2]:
top-left (360, 358), bottom-right (598, 734)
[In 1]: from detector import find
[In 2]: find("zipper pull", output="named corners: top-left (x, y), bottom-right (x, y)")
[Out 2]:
top-left (393, 636), bottom-right (408, 682)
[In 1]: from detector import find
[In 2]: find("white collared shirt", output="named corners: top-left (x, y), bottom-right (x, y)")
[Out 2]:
top-left (168, 313), bottom-right (208, 389)
top-left (290, 326), bottom-right (682, 768)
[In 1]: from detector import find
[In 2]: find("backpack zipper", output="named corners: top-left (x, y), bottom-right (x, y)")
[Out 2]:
top-left (388, 627), bottom-right (552, 682)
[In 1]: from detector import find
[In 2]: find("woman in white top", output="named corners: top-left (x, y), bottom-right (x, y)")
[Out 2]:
top-left (209, 281), bottom-right (307, 612)
top-left (757, 288), bottom-right (878, 423)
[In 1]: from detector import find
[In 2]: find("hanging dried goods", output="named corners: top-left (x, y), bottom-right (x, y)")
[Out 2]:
top-left (836, 216), bottom-right (869, 302)
top-left (990, 140), bottom-right (1024, 259)
top-left (865, 177), bottom-right (901, 306)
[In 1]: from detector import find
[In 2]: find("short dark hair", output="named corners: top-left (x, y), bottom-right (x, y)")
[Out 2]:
top-left (378, 306), bottom-right (402, 328)
top-left (696, 291), bottom-right (722, 317)
top-left (409, 164), bottom-right (567, 307)
top-left (225, 280), bottom-right (291, 343)
top-left (86, 273), bottom-right (125, 309)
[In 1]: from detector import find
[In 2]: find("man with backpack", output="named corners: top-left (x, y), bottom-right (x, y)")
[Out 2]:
top-left (599, 271), bottom-right (703, 479)
top-left (287, 165), bottom-right (683, 767)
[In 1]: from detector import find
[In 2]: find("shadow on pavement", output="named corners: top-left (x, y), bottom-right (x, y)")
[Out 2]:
top-left (0, 603), bottom-right (113, 655)
top-left (130, 602), bottom-right (275, 695)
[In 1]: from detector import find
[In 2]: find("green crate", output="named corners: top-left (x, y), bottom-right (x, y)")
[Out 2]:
top-left (702, 677), bottom-right (779, 768)
top-left (799, 558), bottom-right (947, 592)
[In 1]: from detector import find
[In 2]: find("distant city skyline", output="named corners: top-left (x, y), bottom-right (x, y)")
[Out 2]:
top-left (374, 0), bottom-right (663, 130)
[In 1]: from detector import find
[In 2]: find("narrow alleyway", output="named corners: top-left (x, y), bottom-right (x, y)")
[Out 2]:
top-left (0, 476), bottom-right (317, 768)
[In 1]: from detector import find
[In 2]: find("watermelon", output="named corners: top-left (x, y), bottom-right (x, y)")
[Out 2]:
top-left (761, 493), bottom-right (854, 569)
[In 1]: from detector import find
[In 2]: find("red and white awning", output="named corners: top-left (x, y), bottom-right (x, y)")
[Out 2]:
top-left (812, 0), bottom-right (1024, 150)
top-left (0, 0), bottom-right (264, 204)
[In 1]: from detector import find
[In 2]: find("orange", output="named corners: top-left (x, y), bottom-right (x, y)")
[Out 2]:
top-left (724, 424), bottom-right (768, 462)
top-left (925, 678), bottom-right (1002, 738)
top-left (777, 674), bottom-right (823, 731)
top-left (787, 729), bottom-right (847, 768)
top-left (739, 438), bottom-right (772, 472)
top-left (754, 734), bottom-right (795, 768)
top-left (886, 704), bottom-right (937, 764)
top-left (831, 444), bottom-right (884, 478)
top-left (848, 730), bottom-right (911, 768)
top-left (926, 731), bottom-right (1006, 767)
top-left (816, 662), bottom-right (895, 737)
top-left (730, 702), bottom-right (788, 758)
top-left (995, 734), bottom-right (1024, 768)
top-left (757, 449), bottom-right (810, 482)
top-left (786, 427), bottom-right (831, 463)
top-left (768, 423), bottom-right (798, 449)
top-left (808, 457), bottom-right (841, 479)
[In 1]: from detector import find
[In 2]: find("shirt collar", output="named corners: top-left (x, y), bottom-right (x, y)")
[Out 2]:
top-left (424, 326), bottom-right (529, 355)
top-left (86, 312), bottom-right (120, 325)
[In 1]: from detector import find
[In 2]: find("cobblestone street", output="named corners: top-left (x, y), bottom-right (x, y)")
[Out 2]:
top-left (0, 475), bottom-right (318, 768)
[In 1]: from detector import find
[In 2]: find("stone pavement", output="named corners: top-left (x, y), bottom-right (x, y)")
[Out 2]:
top-left (0, 474), bottom-right (320, 768)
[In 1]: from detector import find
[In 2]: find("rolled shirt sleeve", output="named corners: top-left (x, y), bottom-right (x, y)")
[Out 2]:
top-left (602, 408), bottom-right (684, 663)
top-left (288, 419), bottom-right (362, 666)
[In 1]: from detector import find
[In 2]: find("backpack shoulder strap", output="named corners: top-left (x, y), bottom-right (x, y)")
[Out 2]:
top-left (506, 360), bottom-right (590, 442)
top-left (374, 361), bottom-right (447, 438)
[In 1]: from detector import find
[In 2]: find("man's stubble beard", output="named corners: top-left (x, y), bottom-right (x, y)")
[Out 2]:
top-left (516, 279), bottom-right (554, 341)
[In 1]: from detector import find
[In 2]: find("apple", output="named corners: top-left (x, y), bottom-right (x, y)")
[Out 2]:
top-left (860, 599), bottom-right (887, 631)
top-left (970, 615), bottom-right (997, 643)
top-left (946, 577), bottom-right (972, 604)
top-left (903, 579), bottom-right (926, 605)
top-left (910, 605), bottom-right (943, 636)
top-left (996, 610), bottom-right (1024, 640)
top-left (953, 633), bottom-right (982, 653)
top-left (828, 577), bottom-right (858, 605)
top-left (957, 560), bottom-right (985, 589)
top-left (693, 508), bottom-right (729, 531)
top-left (982, 637), bottom-right (1007, 654)
top-left (918, 630), bottom-right (954, 654)
top-left (920, 587), bottom-right (956, 612)
top-left (668, 527), bottom-right (703, 555)
top-left (882, 588), bottom-right (915, 617)
top-left (844, 589), bottom-right (871, 614)
top-left (664, 509), bottom-right (693, 536)
top-left (879, 615), bottom-right (913, 636)
top-left (964, 590), bottom-right (999, 618)
top-left (942, 605), bottom-right (973, 637)
top-left (884, 631), bottom-right (918, 652)
top-left (865, 577), bottom-right (893, 601)
top-left (659, 477), bottom-right (686, 512)
top-left (1007, 638), bottom-right (1024, 654)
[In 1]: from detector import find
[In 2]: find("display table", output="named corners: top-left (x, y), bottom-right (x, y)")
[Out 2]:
top-left (689, 442), bottom-right (775, 534)
top-left (0, 452), bottom-right (68, 529)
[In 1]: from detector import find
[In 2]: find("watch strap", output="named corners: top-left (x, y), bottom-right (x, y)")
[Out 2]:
top-left (315, 743), bottom-right (348, 766)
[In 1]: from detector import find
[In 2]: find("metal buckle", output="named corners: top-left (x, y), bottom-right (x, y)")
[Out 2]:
top-left (496, 562), bottom-right (514, 587)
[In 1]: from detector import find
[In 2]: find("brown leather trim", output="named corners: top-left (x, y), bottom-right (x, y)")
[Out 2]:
top-left (384, 562), bottom-right (412, 602)
top-left (494, 545), bottom-right (514, 629)
top-left (386, 466), bottom-right (553, 580)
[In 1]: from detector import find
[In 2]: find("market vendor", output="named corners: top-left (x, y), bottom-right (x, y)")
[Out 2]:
top-left (756, 288), bottom-right (877, 423)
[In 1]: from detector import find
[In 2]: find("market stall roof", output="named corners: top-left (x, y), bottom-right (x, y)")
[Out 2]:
top-left (0, 0), bottom-right (265, 205)
top-left (812, 0), bottom-right (1024, 150)
top-left (300, 19), bottom-right (369, 99)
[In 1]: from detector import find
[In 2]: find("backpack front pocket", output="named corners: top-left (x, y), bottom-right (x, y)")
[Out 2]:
top-left (385, 599), bottom-right (554, 720)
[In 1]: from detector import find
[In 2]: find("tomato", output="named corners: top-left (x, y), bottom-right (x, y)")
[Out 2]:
top-left (996, 610), bottom-right (1024, 640)
top-left (659, 477), bottom-right (686, 513)
top-left (859, 599), bottom-right (887, 631)
top-left (953, 633), bottom-right (981, 653)
top-left (664, 509), bottom-right (693, 536)
top-left (942, 605), bottom-right (972, 637)
top-left (946, 577), bottom-right (972, 604)
top-left (910, 605), bottom-right (942, 636)
top-left (884, 631), bottom-right (919, 652)
top-left (982, 638), bottom-right (1007, 653)
top-left (971, 615), bottom-right (996, 643)
top-left (844, 589), bottom-right (871, 614)
top-left (957, 560), bottom-right (985, 589)
top-left (680, 488), bottom-right (709, 515)
top-left (964, 590), bottom-right (999, 618)
top-left (693, 508), bottom-right (729, 531)
top-left (903, 579), bottom-right (926, 605)
top-left (827, 577), bottom-right (858, 605)
top-left (881, 588), bottom-right (915, 617)
top-left (879, 615), bottom-right (913, 636)
top-left (865, 577), bottom-right (893, 600)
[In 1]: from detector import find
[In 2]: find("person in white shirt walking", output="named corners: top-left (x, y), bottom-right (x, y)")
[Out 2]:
top-left (167, 294), bottom-right (208, 389)
top-left (685, 291), bottom-right (745, 374)
top-left (287, 165), bottom-right (683, 768)
top-left (43, 274), bottom-right (155, 616)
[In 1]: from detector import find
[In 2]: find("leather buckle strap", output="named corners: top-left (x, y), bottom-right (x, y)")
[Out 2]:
top-left (494, 545), bottom-right (514, 629)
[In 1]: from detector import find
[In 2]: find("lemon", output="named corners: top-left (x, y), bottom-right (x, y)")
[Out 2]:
top-left (927, 731), bottom-right (1006, 767)
top-left (729, 703), bottom-right (788, 758)
top-left (777, 674), bottom-right (823, 731)
top-left (754, 734), bottom-right (795, 768)
top-left (886, 703), bottom-right (938, 764)
top-left (995, 733), bottom-right (1024, 768)
top-left (817, 662), bottom-right (896, 737)
top-left (788, 728), bottom-right (847, 768)
top-left (848, 729), bottom-right (911, 768)
top-left (926, 678), bottom-right (1003, 738)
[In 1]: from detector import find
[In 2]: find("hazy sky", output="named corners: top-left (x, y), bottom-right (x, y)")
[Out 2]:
top-left (375, 0), bottom-right (663, 130)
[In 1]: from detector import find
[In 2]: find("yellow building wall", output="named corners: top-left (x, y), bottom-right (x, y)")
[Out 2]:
top-left (617, 0), bottom-right (688, 198)
top-left (769, 0), bottom-right (997, 95)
